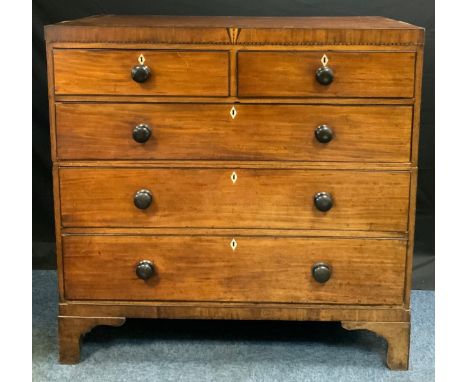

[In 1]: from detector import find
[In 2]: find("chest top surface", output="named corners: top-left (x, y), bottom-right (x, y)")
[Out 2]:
top-left (45, 15), bottom-right (424, 45)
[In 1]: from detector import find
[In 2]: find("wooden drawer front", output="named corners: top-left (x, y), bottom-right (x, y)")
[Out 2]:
top-left (63, 235), bottom-right (406, 304)
top-left (238, 52), bottom-right (415, 98)
top-left (59, 168), bottom-right (410, 231)
top-left (53, 49), bottom-right (229, 96)
top-left (56, 103), bottom-right (412, 162)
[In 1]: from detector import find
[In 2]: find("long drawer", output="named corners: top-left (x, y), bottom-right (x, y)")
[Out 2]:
top-left (59, 168), bottom-right (410, 231)
top-left (53, 49), bottom-right (229, 96)
top-left (56, 103), bottom-right (413, 162)
top-left (62, 235), bottom-right (407, 304)
top-left (238, 51), bottom-right (416, 98)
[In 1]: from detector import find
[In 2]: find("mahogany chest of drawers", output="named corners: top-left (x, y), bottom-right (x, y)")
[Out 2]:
top-left (44, 16), bottom-right (424, 369)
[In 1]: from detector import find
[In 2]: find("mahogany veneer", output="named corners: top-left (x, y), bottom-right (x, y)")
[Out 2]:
top-left (59, 168), bottom-right (410, 231)
top-left (62, 235), bottom-right (407, 304)
top-left (45, 15), bottom-right (424, 369)
top-left (56, 103), bottom-right (413, 162)
top-left (54, 49), bottom-right (229, 96)
top-left (237, 51), bottom-right (416, 98)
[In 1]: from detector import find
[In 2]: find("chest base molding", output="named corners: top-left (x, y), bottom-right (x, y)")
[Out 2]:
top-left (58, 304), bottom-right (410, 369)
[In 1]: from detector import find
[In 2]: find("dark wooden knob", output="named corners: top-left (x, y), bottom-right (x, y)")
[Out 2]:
top-left (315, 125), bottom-right (333, 143)
top-left (131, 64), bottom-right (151, 83)
top-left (314, 192), bottom-right (333, 212)
top-left (311, 262), bottom-right (331, 283)
top-left (133, 124), bottom-right (152, 143)
top-left (315, 66), bottom-right (334, 85)
top-left (134, 189), bottom-right (152, 209)
top-left (136, 260), bottom-right (155, 280)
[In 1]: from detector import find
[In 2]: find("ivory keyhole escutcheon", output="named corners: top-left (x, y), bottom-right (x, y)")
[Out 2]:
top-left (231, 171), bottom-right (237, 184)
top-left (230, 106), bottom-right (237, 119)
top-left (321, 54), bottom-right (329, 67)
top-left (138, 54), bottom-right (145, 65)
top-left (230, 239), bottom-right (237, 251)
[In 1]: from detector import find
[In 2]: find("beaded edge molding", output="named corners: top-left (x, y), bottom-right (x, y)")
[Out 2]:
top-left (47, 26), bottom-right (423, 46)
top-left (47, 40), bottom-right (423, 46)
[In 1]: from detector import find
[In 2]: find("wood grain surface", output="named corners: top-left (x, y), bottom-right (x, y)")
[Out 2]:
top-left (57, 160), bottom-right (413, 171)
top-left (53, 49), bottom-right (229, 96)
top-left (44, 16), bottom-right (424, 46)
top-left (59, 301), bottom-right (410, 322)
top-left (238, 51), bottom-right (415, 98)
top-left (59, 168), bottom-right (410, 231)
top-left (62, 235), bottom-right (407, 304)
top-left (56, 103), bottom-right (413, 162)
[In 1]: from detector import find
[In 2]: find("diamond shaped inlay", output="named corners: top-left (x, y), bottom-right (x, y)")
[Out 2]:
top-left (231, 171), bottom-right (237, 184)
top-left (321, 54), bottom-right (329, 67)
top-left (230, 106), bottom-right (237, 119)
top-left (138, 54), bottom-right (145, 65)
top-left (230, 238), bottom-right (237, 251)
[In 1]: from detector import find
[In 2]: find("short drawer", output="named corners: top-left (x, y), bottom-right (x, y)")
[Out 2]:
top-left (238, 51), bottom-right (415, 98)
top-left (62, 235), bottom-right (406, 304)
top-left (59, 168), bottom-right (410, 231)
top-left (53, 49), bottom-right (229, 96)
top-left (56, 103), bottom-right (412, 162)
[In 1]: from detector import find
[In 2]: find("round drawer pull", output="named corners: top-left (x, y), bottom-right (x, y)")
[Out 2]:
top-left (315, 66), bottom-right (334, 85)
top-left (315, 125), bottom-right (333, 143)
top-left (133, 123), bottom-right (152, 143)
top-left (136, 260), bottom-right (155, 280)
top-left (134, 189), bottom-right (153, 209)
top-left (314, 192), bottom-right (333, 212)
top-left (311, 262), bottom-right (332, 283)
top-left (131, 64), bottom-right (151, 83)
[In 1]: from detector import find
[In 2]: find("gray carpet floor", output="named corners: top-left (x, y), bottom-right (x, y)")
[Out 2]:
top-left (32, 270), bottom-right (434, 381)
